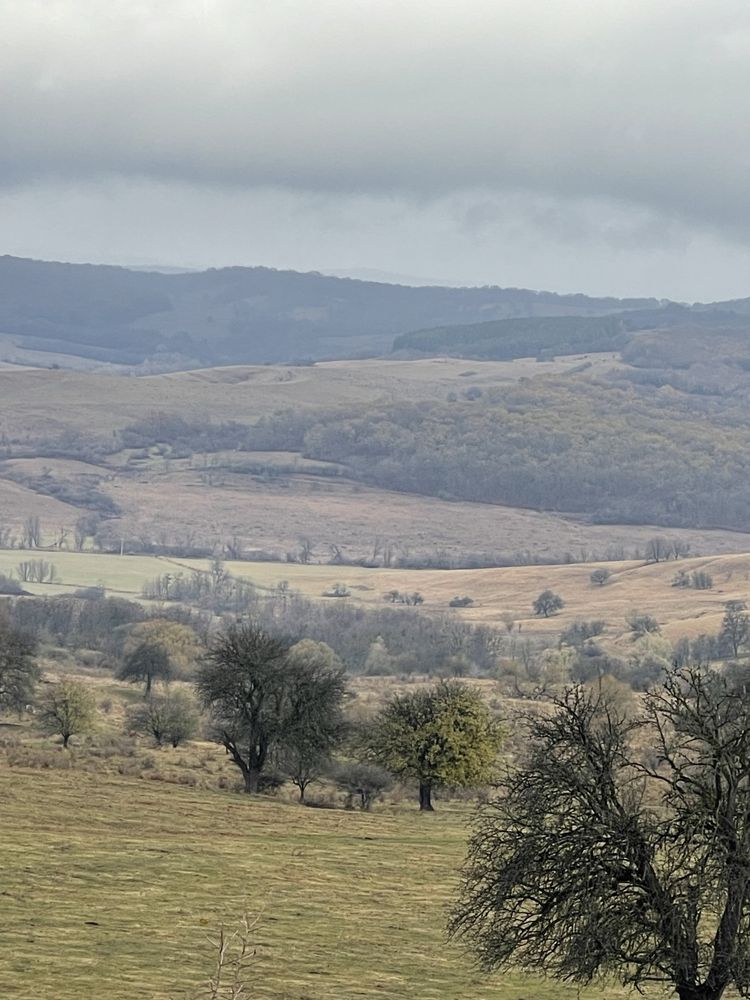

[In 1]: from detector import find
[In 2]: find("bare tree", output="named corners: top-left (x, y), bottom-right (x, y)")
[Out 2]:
top-left (53, 526), bottom-right (69, 550)
top-left (16, 559), bottom-right (59, 584)
top-left (223, 535), bottom-right (242, 560)
top-left (452, 669), bottom-right (750, 1000)
top-left (645, 535), bottom-right (670, 563)
top-left (16, 561), bottom-right (32, 582)
top-left (73, 514), bottom-right (99, 552)
top-left (20, 515), bottom-right (41, 549)
top-left (298, 537), bottom-right (314, 564)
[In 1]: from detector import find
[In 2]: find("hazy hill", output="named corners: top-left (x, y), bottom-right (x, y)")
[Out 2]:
top-left (0, 255), bottom-right (659, 368)
top-left (393, 305), bottom-right (750, 360)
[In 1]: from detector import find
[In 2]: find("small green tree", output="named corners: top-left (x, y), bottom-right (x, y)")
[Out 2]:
top-left (533, 590), bottom-right (564, 618)
top-left (366, 680), bottom-right (501, 811)
top-left (589, 568), bottom-right (611, 587)
top-left (38, 678), bottom-right (96, 748)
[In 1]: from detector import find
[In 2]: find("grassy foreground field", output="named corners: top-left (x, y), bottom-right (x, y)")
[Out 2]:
top-left (0, 765), bottom-right (641, 1000)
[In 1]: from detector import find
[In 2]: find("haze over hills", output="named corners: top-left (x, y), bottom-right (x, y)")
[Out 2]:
top-left (0, 254), bottom-right (667, 370)
top-left (4, 254), bottom-right (750, 373)
top-left (3, 254), bottom-right (750, 565)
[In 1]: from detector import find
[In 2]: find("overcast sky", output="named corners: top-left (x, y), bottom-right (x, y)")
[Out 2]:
top-left (2, 1), bottom-right (750, 300)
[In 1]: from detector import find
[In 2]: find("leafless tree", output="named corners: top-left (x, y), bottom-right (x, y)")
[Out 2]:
top-left (452, 669), bottom-right (750, 1000)
top-left (16, 559), bottom-right (59, 584)
top-left (16, 561), bottom-right (32, 582)
top-left (223, 535), bottom-right (242, 560)
top-left (20, 515), bottom-right (41, 549)
top-left (54, 526), bottom-right (69, 550)
top-left (298, 537), bottom-right (314, 564)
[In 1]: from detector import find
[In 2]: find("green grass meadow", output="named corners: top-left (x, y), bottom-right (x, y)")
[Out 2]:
top-left (0, 764), bottom-right (641, 1000)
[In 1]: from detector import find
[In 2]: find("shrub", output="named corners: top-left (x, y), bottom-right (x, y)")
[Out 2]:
top-left (561, 620), bottom-right (606, 647)
top-left (0, 574), bottom-right (23, 595)
top-left (127, 690), bottom-right (200, 748)
top-left (533, 590), bottom-right (565, 618)
top-left (626, 611), bottom-right (660, 637)
top-left (449, 596), bottom-right (475, 608)
top-left (333, 761), bottom-right (393, 811)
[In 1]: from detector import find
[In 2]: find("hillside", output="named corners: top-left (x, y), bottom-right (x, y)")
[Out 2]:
top-left (0, 255), bottom-right (660, 369)
top-left (393, 305), bottom-right (750, 360)
top-left (6, 355), bottom-right (750, 563)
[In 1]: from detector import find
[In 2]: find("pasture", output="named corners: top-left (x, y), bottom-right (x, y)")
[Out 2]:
top-left (0, 761), bottom-right (640, 1000)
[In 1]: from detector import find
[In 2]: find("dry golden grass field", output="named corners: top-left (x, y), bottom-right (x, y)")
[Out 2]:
top-left (5, 457), bottom-right (750, 565)
top-left (0, 354), bottom-right (618, 438)
top-left (2, 546), bottom-right (749, 648)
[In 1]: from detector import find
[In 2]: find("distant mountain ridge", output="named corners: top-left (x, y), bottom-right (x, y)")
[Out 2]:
top-left (0, 254), bottom-right (663, 369)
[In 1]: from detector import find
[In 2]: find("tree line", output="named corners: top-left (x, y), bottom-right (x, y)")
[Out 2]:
top-left (0, 614), bottom-right (500, 811)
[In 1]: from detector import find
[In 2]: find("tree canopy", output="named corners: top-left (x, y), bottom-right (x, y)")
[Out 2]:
top-left (452, 670), bottom-right (750, 1000)
top-left (532, 590), bottom-right (564, 617)
top-left (38, 679), bottom-right (96, 748)
top-left (196, 624), bottom-right (346, 793)
top-left (366, 680), bottom-right (500, 810)
top-left (0, 617), bottom-right (38, 714)
top-left (117, 641), bottom-right (172, 694)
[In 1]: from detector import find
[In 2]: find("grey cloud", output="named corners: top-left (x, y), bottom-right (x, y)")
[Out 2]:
top-left (4, 178), bottom-right (750, 302)
top-left (457, 193), bottom-right (689, 253)
top-left (2, 0), bottom-right (750, 239)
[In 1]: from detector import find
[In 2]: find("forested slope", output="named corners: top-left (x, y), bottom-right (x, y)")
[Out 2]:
top-left (0, 255), bottom-right (659, 368)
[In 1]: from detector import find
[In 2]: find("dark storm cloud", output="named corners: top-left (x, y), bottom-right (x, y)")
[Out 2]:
top-left (3, 0), bottom-right (750, 237)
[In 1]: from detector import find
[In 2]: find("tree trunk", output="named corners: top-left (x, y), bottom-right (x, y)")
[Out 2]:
top-left (62, 733), bottom-right (70, 749)
top-left (243, 768), bottom-right (261, 794)
top-left (419, 783), bottom-right (434, 811)
top-left (677, 984), bottom-right (724, 1000)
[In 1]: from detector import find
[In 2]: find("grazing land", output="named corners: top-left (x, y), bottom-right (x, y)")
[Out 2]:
top-left (0, 764), bottom-right (638, 1000)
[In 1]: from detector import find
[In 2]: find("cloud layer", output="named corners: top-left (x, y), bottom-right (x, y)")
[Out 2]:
top-left (2, 1), bottom-right (750, 297)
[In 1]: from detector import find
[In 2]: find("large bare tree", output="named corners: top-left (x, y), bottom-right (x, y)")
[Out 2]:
top-left (452, 669), bottom-right (750, 1000)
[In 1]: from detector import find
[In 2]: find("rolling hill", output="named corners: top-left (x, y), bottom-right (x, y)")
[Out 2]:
top-left (0, 255), bottom-right (660, 369)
